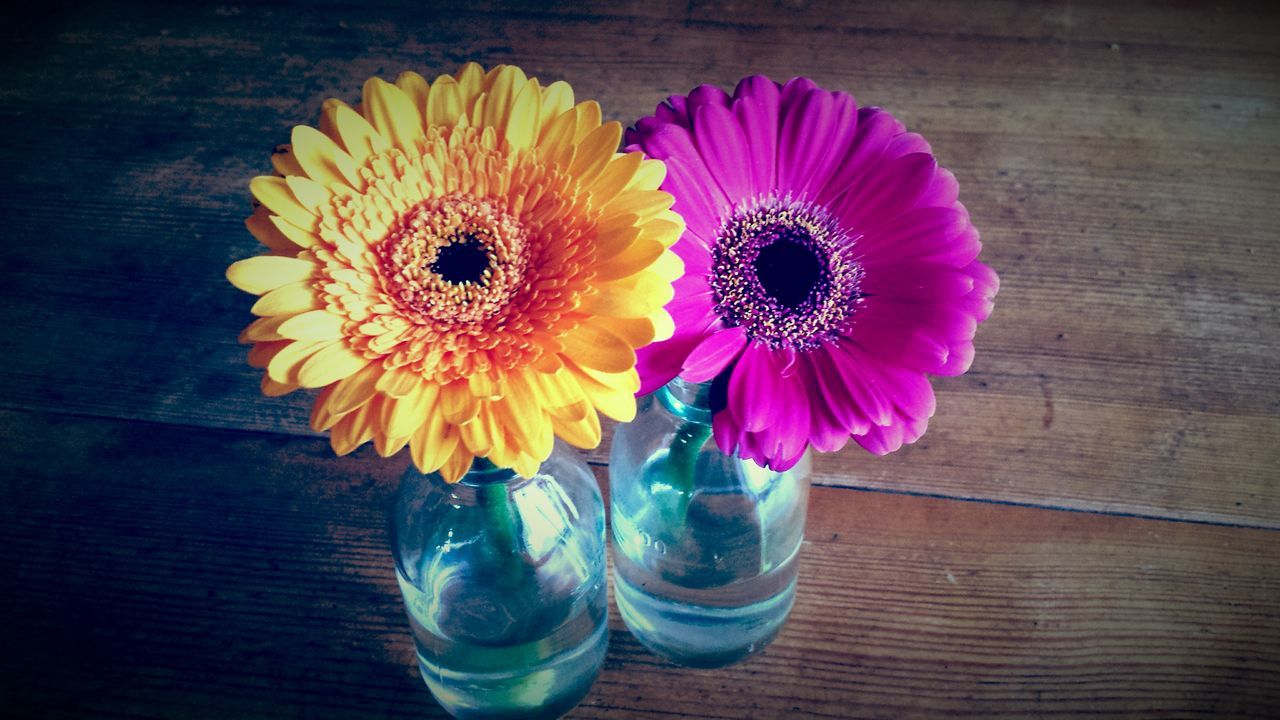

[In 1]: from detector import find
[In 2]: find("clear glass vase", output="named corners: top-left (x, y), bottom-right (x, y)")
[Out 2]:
top-left (390, 442), bottom-right (608, 719)
top-left (609, 377), bottom-right (810, 667)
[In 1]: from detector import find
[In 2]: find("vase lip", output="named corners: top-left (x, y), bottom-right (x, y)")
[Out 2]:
top-left (453, 457), bottom-right (523, 486)
top-left (658, 375), bottom-right (713, 424)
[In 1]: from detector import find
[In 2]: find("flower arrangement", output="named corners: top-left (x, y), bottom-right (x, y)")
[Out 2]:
top-left (226, 63), bottom-right (683, 481)
top-left (626, 75), bottom-right (999, 470)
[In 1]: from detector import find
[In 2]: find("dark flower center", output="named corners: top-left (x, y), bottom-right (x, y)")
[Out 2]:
top-left (753, 238), bottom-right (822, 310)
top-left (710, 196), bottom-right (863, 349)
top-left (432, 237), bottom-right (491, 285)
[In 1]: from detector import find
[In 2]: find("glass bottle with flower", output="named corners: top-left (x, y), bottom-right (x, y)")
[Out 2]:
top-left (611, 76), bottom-right (999, 667)
top-left (227, 63), bottom-right (683, 718)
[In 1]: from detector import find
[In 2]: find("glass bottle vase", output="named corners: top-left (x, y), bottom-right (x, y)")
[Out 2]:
top-left (390, 442), bottom-right (608, 719)
top-left (609, 378), bottom-right (811, 668)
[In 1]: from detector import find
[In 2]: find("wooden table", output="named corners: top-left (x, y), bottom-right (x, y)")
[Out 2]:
top-left (2, 1), bottom-right (1278, 717)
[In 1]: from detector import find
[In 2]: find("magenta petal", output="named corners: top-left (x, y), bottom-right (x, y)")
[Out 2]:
top-left (815, 107), bottom-right (901, 205)
top-left (829, 343), bottom-right (894, 426)
top-left (858, 206), bottom-right (980, 267)
top-left (767, 364), bottom-right (811, 461)
top-left (917, 166), bottom-right (960, 209)
top-left (732, 76), bottom-right (781, 192)
top-left (681, 325), bottom-right (748, 383)
top-left (934, 341), bottom-right (975, 376)
top-left (808, 346), bottom-right (871, 435)
top-left (777, 89), bottom-right (835, 196)
top-left (711, 407), bottom-right (742, 456)
top-left (854, 419), bottom-right (905, 455)
top-left (642, 125), bottom-right (729, 240)
top-left (861, 262), bottom-right (976, 300)
top-left (802, 354), bottom-right (853, 454)
top-left (835, 152), bottom-right (936, 231)
top-left (883, 131), bottom-right (932, 160)
top-left (778, 76), bottom-right (819, 110)
top-left (729, 341), bottom-right (774, 433)
top-left (693, 102), bottom-right (755, 201)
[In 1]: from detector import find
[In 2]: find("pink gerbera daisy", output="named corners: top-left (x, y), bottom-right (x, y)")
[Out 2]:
top-left (626, 76), bottom-right (999, 470)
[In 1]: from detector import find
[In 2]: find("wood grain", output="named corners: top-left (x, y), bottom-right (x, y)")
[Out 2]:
top-left (2, 410), bottom-right (1277, 719)
top-left (2, 0), bottom-right (1278, 527)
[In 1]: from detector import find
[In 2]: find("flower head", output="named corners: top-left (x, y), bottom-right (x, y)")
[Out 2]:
top-left (627, 76), bottom-right (998, 470)
top-left (227, 64), bottom-right (682, 481)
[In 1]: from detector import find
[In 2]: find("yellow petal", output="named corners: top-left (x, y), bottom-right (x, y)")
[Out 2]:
top-left (374, 432), bottom-right (410, 458)
top-left (267, 340), bottom-right (331, 384)
top-left (568, 362), bottom-right (637, 423)
top-left (251, 280), bottom-right (322, 317)
top-left (589, 151), bottom-right (643, 207)
top-left (605, 190), bottom-right (675, 221)
top-left (330, 397), bottom-right (380, 455)
top-left (297, 342), bottom-right (368, 388)
top-left (277, 309), bottom-right (345, 341)
top-left (426, 76), bottom-right (464, 127)
top-left (551, 407), bottom-right (601, 449)
top-left (250, 176), bottom-right (317, 231)
top-left (650, 306), bottom-right (675, 342)
top-left (573, 101), bottom-right (603, 142)
top-left (592, 238), bottom-right (664, 281)
top-left (628, 157), bottom-right (667, 191)
top-left (227, 255), bottom-right (315, 295)
top-left (482, 66), bottom-right (526, 132)
top-left (261, 375), bottom-right (298, 397)
top-left (409, 411), bottom-right (457, 474)
top-left (439, 443), bottom-right (475, 484)
top-left (270, 144), bottom-right (305, 177)
top-left (268, 215), bottom-right (320, 250)
top-left (536, 109), bottom-right (578, 169)
top-left (538, 80), bottom-right (574, 129)
top-left (503, 78), bottom-right (540, 151)
top-left (326, 361), bottom-right (383, 416)
top-left (387, 382), bottom-right (440, 439)
top-left (291, 125), bottom-right (362, 189)
top-left (559, 321), bottom-right (636, 373)
top-left (455, 62), bottom-right (485, 97)
top-left (330, 101), bottom-right (390, 163)
top-left (527, 367), bottom-right (587, 410)
top-left (376, 365), bottom-right (422, 398)
top-left (568, 121), bottom-right (621, 185)
top-left (362, 77), bottom-right (425, 151)
top-left (459, 408), bottom-right (495, 458)
top-left (597, 271), bottom-right (674, 316)
top-left (468, 371), bottom-right (502, 400)
top-left (245, 207), bottom-right (299, 253)
top-left (247, 340), bottom-right (286, 369)
top-left (604, 317), bottom-right (656, 348)
top-left (395, 71), bottom-right (431, 115)
top-left (649, 247), bottom-right (685, 282)
top-left (284, 175), bottom-right (332, 211)
top-left (238, 315), bottom-right (288, 343)
top-left (441, 380), bottom-right (480, 424)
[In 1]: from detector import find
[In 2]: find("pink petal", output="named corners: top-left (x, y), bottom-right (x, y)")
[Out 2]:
top-left (711, 407), bottom-right (742, 456)
top-left (917, 166), bottom-right (960, 209)
top-left (828, 342), bottom-right (894, 427)
top-left (835, 152), bottom-right (937, 233)
top-left (643, 125), bottom-right (729, 240)
top-left (807, 346), bottom-right (872, 435)
top-left (731, 76), bottom-right (781, 192)
top-left (680, 325), bottom-right (748, 382)
top-left (728, 341), bottom-right (774, 433)
top-left (860, 261), bottom-right (976, 300)
top-left (815, 107), bottom-right (903, 205)
top-left (857, 206), bottom-right (981, 267)
top-left (765, 359), bottom-right (812, 462)
top-left (847, 310), bottom-right (950, 374)
top-left (777, 88), bottom-right (836, 197)
top-left (693, 102), bottom-right (754, 202)
top-left (688, 84), bottom-right (732, 113)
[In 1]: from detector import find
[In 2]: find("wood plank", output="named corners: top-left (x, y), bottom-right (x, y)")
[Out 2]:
top-left (1, 409), bottom-right (1277, 718)
top-left (1, 1), bottom-right (1278, 526)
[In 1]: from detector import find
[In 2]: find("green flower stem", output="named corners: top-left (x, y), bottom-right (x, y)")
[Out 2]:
top-left (661, 421), bottom-right (712, 526)
top-left (474, 460), bottom-right (525, 590)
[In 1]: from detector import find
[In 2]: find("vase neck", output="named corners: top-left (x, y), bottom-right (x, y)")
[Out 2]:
top-left (658, 376), bottom-right (713, 424)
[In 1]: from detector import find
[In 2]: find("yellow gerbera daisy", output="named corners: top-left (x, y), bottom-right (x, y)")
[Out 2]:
top-left (226, 63), bottom-right (683, 481)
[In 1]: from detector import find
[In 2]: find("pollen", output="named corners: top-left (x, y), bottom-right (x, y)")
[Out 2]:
top-left (709, 195), bottom-right (863, 349)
